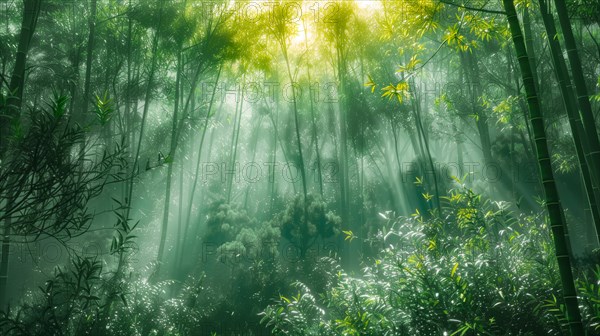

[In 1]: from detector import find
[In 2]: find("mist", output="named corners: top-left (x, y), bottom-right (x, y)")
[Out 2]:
top-left (0, 0), bottom-right (599, 335)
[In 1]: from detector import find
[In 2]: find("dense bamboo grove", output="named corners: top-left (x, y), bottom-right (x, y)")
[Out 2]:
top-left (1, 0), bottom-right (600, 335)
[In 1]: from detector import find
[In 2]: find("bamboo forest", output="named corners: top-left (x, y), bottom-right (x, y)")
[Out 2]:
top-left (2, 0), bottom-right (600, 335)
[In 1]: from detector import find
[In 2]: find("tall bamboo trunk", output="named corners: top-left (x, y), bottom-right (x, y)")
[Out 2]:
top-left (0, 0), bottom-right (42, 309)
top-left (335, 45), bottom-right (350, 247)
top-left (502, 0), bottom-right (584, 333)
top-left (269, 101), bottom-right (279, 211)
top-left (0, 195), bottom-right (12, 309)
top-left (280, 42), bottom-right (308, 206)
top-left (1, 0), bottom-right (41, 153)
top-left (75, 0), bottom-right (97, 175)
top-left (460, 51), bottom-right (493, 166)
top-left (157, 48), bottom-right (183, 264)
top-left (123, 1), bottom-right (164, 256)
top-left (539, 0), bottom-right (600, 245)
top-left (244, 116), bottom-right (264, 209)
top-left (553, 0), bottom-right (600, 213)
top-left (178, 64), bottom-right (222, 270)
top-left (226, 74), bottom-right (245, 203)
top-left (307, 74), bottom-right (323, 197)
top-left (522, 7), bottom-right (539, 90)
top-left (410, 85), bottom-right (441, 213)
top-left (391, 123), bottom-right (402, 171)
top-left (303, 22), bottom-right (323, 196)
top-left (68, 47), bottom-right (82, 115)
top-left (82, 0), bottom-right (97, 113)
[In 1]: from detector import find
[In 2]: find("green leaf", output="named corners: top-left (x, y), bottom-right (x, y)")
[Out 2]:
top-left (364, 74), bottom-right (376, 93)
top-left (451, 262), bottom-right (459, 277)
top-left (342, 230), bottom-right (356, 242)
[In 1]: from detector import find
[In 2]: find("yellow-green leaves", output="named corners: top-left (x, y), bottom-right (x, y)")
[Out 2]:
top-left (417, 16), bottom-right (439, 37)
top-left (269, 1), bottom-right (299, 45)
top-left (492, 96), bottom-right (518, 124)
top-left (428, 239), bottom-right (437, 250)
top-left (593, 76), bottom-right (600, 102)
top-left (94, 92), bottom-right (113, 126)
top-left (444, 24), bottom-right (470, 52)
top-left (464, 13), bottom-right (496, 42)
top-left (343, 230), bottom-right (356, 242)
top-left (451, 262), bottom-right (459, 277)
top-left (367, 66), bottom-right (413, 104)
top-left (397, 54), bottom-right (421, 73)
top-left (381, 81), bottom-right (410, 103)
top-left (364, 74), bottom-right (376, 93)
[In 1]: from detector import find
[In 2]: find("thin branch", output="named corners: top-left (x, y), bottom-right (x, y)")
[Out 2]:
top-left (437, 0), bottom-right (506, 15)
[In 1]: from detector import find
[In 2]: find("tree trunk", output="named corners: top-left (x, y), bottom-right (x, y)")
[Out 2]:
top-left (539, 0), bottom-right (600, 245)
top-left (0, 195), bottom-right (12, 309)
top-left (303, 23), bottom-right (323, 196)
top-left (552, 0), bottom-right (600, 217)
top-left (502, 0), bottom-right (584, 333)
top-left (269, 101), bottom-right (279, 211)
top-left (157, 48), bottom-right (183, 264)
top-left (411, 85), bottom-right (441, 213)
top-left (335, 43), bottom-right (350, 247)
top-left (82, 0), bottom-right (97, 114)
top-left (178, 64), bottom-right (222, 270)
top-left (244, 115), bottom-right (264, 209)
top-left (1, 0), bottom-right (42, 154)
top-left (0, 0), bottom-right (42, 309)
top-left (461, 51), bottom-right (493, 166)
top-left (226, 74), bottom-right (245, 203)
top-left (68, 46), bottom-right (82, 115)
top-left (124, 1), bottom-right (164, 256)
top-left (522, 6), bottom-right (539, 90)
top-left (281, 42), bottom-right (308, 206)
top-left (307, 71), bottom-right (323, 196)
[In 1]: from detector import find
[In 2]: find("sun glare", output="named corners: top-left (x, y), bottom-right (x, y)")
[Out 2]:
top-left (355, 0), bottom-right (382, 11)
